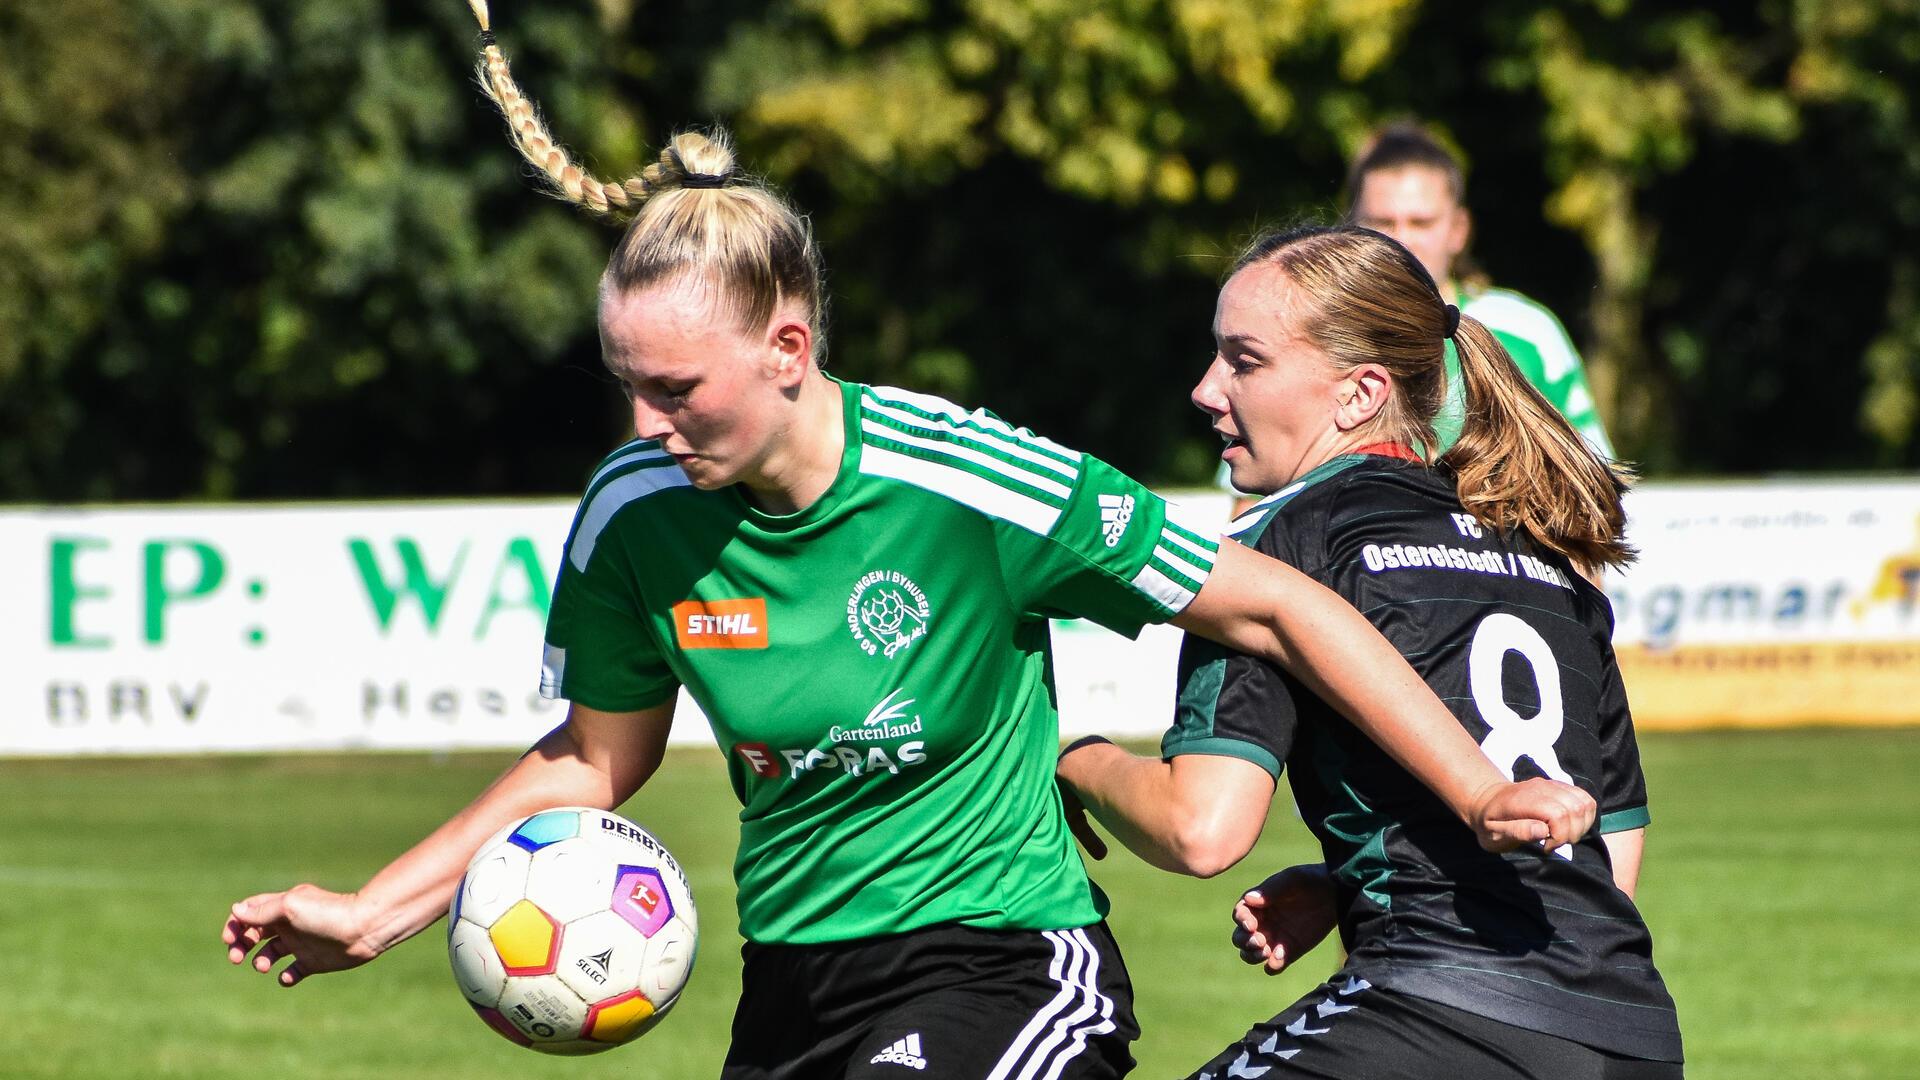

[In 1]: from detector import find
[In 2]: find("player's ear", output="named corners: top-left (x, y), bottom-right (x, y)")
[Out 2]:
top-left (764, 311), bottom-right (813, 389)
top-left (1335, 365), bottom-right (1392, 431)
top-left (1448, 206), bottom-right (1472, 259)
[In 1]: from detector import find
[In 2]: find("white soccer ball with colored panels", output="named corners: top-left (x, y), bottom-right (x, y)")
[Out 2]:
top-left (448, 807), bottom-right (698, 1054)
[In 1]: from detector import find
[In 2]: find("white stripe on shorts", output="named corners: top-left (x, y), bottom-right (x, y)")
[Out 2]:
top-left (1036, 929), bottom-right (1117, 1080)
top-left (985, 929), bottom-right (1116, 1080)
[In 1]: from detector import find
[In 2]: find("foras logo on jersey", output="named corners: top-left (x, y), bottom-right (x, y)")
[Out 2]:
top-left (733, 689), bottom-right (930, 782)
top-left (734, 742), bottom-right (782, 778)
top-left (1098, 493), bottom-right (1136, 547)
top-left (847, 570), bottom-right (931, 659)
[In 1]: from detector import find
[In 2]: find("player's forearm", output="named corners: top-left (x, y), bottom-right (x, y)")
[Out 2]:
top-left (1282, 595), bottom-right (1505, 814)
top-left (1601, 827), bottom-right (1645, 899)
top-left (1242, 569), bottom-right (1509, 825)
top-left (1058, 744), bottom-right (1263, 878)
top-left (351, 722), bottom-right (634, 955)
top-left (1176, 544), bottom-right (1591, 849)
top-left (1058, 743), bottom-right (1211, 875)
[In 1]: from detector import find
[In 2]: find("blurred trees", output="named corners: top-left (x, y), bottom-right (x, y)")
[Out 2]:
top-left (1, 0), bottom-right (643, 499)
top-left (1, 0), bottom-right (1915, 500)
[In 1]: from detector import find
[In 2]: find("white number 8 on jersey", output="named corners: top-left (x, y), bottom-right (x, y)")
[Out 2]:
top-left (1469, 613), bottom-right (1577, 860)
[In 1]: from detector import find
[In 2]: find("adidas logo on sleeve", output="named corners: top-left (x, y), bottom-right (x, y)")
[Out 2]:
top-left (870, 1031), bottom-right (929, 1070)
top-left (1097, 493), bottom-right (1136, 547)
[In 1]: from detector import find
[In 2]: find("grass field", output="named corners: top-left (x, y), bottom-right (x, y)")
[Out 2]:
top-left (5, 729), bottom-right (1918, 1078)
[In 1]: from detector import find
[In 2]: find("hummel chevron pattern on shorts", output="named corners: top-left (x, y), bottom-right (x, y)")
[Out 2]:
top-left (1191, 978), bottom-right (1371, 1080)
top-left (871, 1032), bottom-right (928, 1071)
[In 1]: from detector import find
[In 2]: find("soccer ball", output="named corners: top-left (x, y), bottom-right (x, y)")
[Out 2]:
top-left (447, 807), bottom-right (698, 1054)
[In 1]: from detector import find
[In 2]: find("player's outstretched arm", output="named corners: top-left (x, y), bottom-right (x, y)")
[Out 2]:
top-left (1056, 741), bottom-right (1274, 878)
top-left (221, 699), bottom-right (675, 987)
top-left (1230, 863), bottom-right (1339, 976)
top-left (1172, 541), bottom-right (1595, 852)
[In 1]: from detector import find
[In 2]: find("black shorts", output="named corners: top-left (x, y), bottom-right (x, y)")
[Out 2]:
top-left (722, 921), bottom-right (1138, 1080)
top-left (1183, 974), bottom-right (1683, 1080)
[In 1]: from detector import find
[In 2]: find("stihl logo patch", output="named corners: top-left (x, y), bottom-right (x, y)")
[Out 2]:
top-left (673, 598), bottom-right (769, 649)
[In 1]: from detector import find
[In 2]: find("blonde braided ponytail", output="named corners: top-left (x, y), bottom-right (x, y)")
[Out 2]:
top-left (466, 0), bottom-right (650, 215)
top-left (463, 2), bottom-right (825, 355)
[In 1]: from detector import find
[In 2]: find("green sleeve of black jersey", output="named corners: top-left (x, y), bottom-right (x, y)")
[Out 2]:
top-left (1594, 630), bottom-right (1650, 833)
top-left (1003, 455), bottom-right (1221, 637)
top-left (1160, 633), bottom-right (1290, 779)
top-left (543, 516), bottom-right (680, 713)
top-left (1160, 495), bottom-right (1323, 778)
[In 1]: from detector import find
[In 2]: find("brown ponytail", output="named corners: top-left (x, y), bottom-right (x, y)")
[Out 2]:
top-left (1438, 315), bottom-right (1635, 569)
top-left (1234, 225), bottom-right (1634, 570)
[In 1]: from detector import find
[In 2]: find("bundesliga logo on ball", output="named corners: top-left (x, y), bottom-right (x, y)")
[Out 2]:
top-left (447, 808), bottom-right (699, 1053)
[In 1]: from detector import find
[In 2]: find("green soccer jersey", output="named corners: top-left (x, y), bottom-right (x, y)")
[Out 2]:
top-left (540, 377), bottom-right (1221, 945)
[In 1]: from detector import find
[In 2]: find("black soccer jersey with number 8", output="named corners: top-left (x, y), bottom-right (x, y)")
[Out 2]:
top-left (1165, 454), bottom-right (1682, 1063)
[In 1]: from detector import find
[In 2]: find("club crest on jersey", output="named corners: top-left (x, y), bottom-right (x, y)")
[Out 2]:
top-left (847, 570), bottom-right (931, 659)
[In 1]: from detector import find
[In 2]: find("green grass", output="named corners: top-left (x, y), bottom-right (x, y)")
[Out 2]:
top-left (3, 730), bottom-right (1917, 1078)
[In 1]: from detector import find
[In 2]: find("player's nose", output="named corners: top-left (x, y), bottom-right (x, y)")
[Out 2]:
top-left (1191, 359), bottom-right (1230, 417)
top-left (630, 396), bottom-right (674, 442)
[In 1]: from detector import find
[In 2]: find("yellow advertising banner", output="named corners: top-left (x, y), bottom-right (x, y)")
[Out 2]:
top-left (1605, 480), bottom-right (1920, 730)
top-left (1617, 642), bottom-right (1920, 729)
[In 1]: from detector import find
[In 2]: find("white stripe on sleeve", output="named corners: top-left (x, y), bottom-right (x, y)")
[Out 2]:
top-left (568, 465), bottom-right (692, 572)
top-left (860, 444), bottom-right (1063, 536)
top-left (1131, 562), bottom-right (1198, 614)
top-left (539, 643), bottom-right (567, 699)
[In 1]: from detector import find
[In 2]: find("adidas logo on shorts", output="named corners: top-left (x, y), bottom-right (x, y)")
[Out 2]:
top-left (870, 1032), bottom-right (928, 1070)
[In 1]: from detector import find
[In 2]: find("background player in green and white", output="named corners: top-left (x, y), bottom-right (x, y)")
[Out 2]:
top-left (219, 9), bottom-right (1597, 1078)
top-left (1219, 122), bottom-right (1613, 514)
top-left (1347, 121), bottom-right (1614, 458)
top-left (1061, 225), bottom-right (1680, 1078)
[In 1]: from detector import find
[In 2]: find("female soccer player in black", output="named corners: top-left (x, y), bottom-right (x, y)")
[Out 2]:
top-left (1059, 226), bottom-right (1683, 1078)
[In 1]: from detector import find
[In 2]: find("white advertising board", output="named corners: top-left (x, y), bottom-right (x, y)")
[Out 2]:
top-left (0, 495), bottom-right (1230, 756)
top-left (3, 479), bottom-right (1916, 756)
top-left (1, 502), bottom-right (607, 754)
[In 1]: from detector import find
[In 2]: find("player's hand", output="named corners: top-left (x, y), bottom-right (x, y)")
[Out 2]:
top-left (1469, 777), bottom-right (1597, 854)
top-left (1056, 779), bottom-right (1108, 861)
top-left (1230, 864), bottom-right (1338, 975)
top-left (222, 884), bottom-right (380, 987)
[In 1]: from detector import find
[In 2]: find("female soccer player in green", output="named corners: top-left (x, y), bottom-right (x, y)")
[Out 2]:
top-left (219, 8), bottom-right (1595, 1077)
top-left (1058, 225), bottom-right (1682, 1078)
